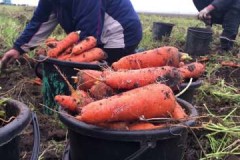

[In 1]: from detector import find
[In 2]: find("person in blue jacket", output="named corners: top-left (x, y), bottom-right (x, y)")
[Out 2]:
top-left (1, 0), bottom-right (142, 67)
top-left (193, 0), bottom-right (240, 51)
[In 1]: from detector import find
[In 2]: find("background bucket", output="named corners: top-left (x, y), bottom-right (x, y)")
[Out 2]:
top-left (185, 27), bottom-right (213, 56)
top-left (0, 98), bottom-right (40, 160)
top-left (152, 22), bottom-right (174, 40)
top-left (35, 55), bottom-right (107, 115)
top-left (59, 98), bottom-right (198, 160)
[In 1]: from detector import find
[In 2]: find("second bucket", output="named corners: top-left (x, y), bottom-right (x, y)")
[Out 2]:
top-left (185, 27), bottom-right (213, 56)
top-left (152, 22), bottom-right (174, 40)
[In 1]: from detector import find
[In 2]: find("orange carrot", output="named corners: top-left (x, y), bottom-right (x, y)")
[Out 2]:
top-left (178, 62), bottom-right (205, 79)
top-left (112, 46), bottom-right (192, 70)
top-left (71, 36), bottom-right (97, 55)
top-left (55, 90), bottom-right (93, 112)
top-left (74, 70), bottom-right (103, 91)
top-left (171, 102), bottom-right (188, 120)
top-left (221, 61), bottom-right (240, 68)
top-left (102, 66), bottom-right (182, 90)
top-left (128, 122), bottom-right (166, 131)
top-left (57, 53), bottom-right (71, 61)
top-left (53, 65), bottom-right (94, 112)
top-left (76, 83), bottom-right (176, 124)
top-left (97, 122), bottom-right (129, 130)
top-left (47, 31), bottom-right (80, 58)
top-left (31, 77), bottom-right (42, 86)
top-left (89, 82), bottom-right (116, 100)
top-left (66, 48), bottom-right (107, 63)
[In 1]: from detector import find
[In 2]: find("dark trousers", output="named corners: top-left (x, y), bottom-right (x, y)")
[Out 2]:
top-left (193, 0), bottom-right (240, 50)
top-left (101, 45), bottom-right (138, 65)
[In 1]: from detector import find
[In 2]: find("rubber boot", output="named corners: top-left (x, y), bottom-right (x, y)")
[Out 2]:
top-left (220, 37), bottom-right (233, 51)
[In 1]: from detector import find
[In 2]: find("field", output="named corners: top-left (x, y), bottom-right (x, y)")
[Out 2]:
top-left (0, 5), bottom-right (240, 160)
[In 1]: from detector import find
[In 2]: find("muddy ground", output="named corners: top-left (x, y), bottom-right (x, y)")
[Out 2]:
top-left (0, 55), bottom-right (239, 160)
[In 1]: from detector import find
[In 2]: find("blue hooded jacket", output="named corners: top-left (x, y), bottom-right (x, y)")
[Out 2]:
top-left (14, 0), bottom-right (142, 54)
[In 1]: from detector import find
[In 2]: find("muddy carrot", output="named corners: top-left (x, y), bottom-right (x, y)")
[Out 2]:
top-left (178, 62), bottom-right (205, 79)
top-left (102, 66), bottom-right (182, 90)
top-left (66, 48), bottom-right (107, 63)
top-left (55, 91), bottom-right (93, 113)
top-left (71, 36), bottom-right (97, 55)
top-left (76, 83), bottom-right (176, 124)
top-left (128, 122), bottom-right (166, 131)
top-left (171, 102), bottom-right (188, 120)
top-left (112, 46), bottom-right (192, 70)
top-left (89, 81), bottom-right (116, 100)
top-left (73, 69), bottom-right (103, 91)
top-left (96, 122), bottom-right (129, 130)
top-left (47, 31), bottom-right (80, 58)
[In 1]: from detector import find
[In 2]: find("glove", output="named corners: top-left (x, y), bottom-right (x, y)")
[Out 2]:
top-left (198, 5), bottom-right (215, 20)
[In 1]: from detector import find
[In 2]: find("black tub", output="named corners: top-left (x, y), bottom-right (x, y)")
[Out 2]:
top-left (0, 98), bottom-right (40, 160)
top-left (35, 55), bottom-right (107, 114)
top-left (152, 22), bottom-right (175, 40)
top-left (185, 27), bottom-right (213, 56)
top-left (59, 98), bottom-right (198, 160)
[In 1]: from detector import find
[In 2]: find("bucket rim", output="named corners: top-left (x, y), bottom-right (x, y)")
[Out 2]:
top-left (153, 22), bottom-right (175, 26)
top-left (38, 55), bottom-right (107, 70)
top-left (188, 27), bottom-right (213, 34)
top-left (0, 98), bottom-right (32, 146)
top-left (58, 98), bottom-right (198, 142)
top-left (179, 79), bottom-right (203, 89)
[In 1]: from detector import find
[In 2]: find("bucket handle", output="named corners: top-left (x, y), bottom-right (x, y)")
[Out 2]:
top-left (30, 112), bottom-right (41, 160)
top-left (124, 141), bottom-right (156, 160)
top-left (35, 62), bottom-right (43, 80)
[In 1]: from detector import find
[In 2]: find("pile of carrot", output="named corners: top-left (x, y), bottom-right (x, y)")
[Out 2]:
top-left (53, 45), bottom-right (205, 131)
top-left (38, 31), bottom-right (107, 63)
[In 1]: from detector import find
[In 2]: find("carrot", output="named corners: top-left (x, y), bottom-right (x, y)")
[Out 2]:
top-left (45, 37), bottom-right (57, 44)
top-left (102, 66), bottom-right (182, 90)
top-left (57, 53), bottom-right (71, 61)
top-left (66, 48), bottom-right (107, 63)
top-left (55, 95), bottom-right (81, 112)
top-left (54, 65), bottom-right (94, 112)
top-left (111, 46), bottom-right (192, 70)
top-left (57, 46), bottom-right (73, 60)
top-left (89, 82), bottom-right (116, 100)
top-left (74, 69), bottom-right (103, 91)
top-left (55, 91), bottom-right (93, 113)
top-left (128, 122), bottom-right (166, 131)
top-left (71, 36), bottom-right (97, 55)
top-left (96, 122), bottom-right (129, 130)
top-left (221, 61), bottom-right (240, 68)
top-left (47, 31), bottom-right (80, 58)
top-left (178, 62), bottom-right (205, 79)
top-left (76, 83), bottom-right (176, 124)
top-left (171, 102), bottom-right (188, 120)
top-left (31, 77), bottom-right (42, 86)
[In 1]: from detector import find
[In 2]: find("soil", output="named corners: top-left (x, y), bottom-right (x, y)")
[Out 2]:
top-left (0, 55), bottom-right (239, 160)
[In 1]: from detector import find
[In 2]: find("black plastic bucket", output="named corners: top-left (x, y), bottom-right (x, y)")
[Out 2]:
top-left (0, 98), bottom-right (40, 160)
top-left (152, 22), bottom-right (174, 40)
top-left (175, 79), bottom-right (203, 104)
top-left (35, 55), bottom-right (107, 114)
top-left (185, 27), bottom-right (213, 56)
top-left (59, 98), bottom-right (198, 160)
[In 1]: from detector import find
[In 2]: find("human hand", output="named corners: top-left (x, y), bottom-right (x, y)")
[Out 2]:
top-left (0, 49), bottom-right (20, 70)
top-left (198, 8), bottom-right (211, 20)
